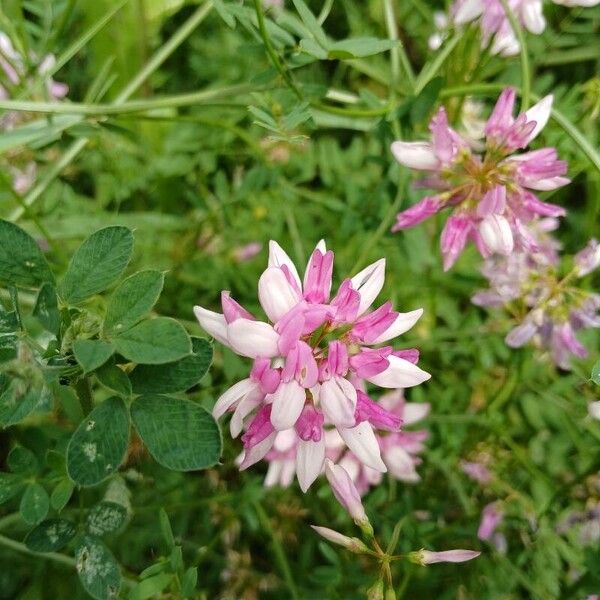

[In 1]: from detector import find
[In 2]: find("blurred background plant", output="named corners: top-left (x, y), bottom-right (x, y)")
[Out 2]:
top-left (0, 0), bottom-right (598, 598)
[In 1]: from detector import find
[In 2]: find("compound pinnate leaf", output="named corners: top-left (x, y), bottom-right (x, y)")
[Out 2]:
top-left (25, 518), bottom-right (77, 552)
top-left (103, 270), bottom-right (164, 335)
top-left (131, 394), bottom-right (221, 471)
top-left (66, 397), bottom-right (130, 487)
top-left (86, 501), bottom-right (127, 536)
top-left (75, 535), bottom-right (121, 600)
top-left (112, 317), bottom-right (191, 365)
top-left (73, 339), bottom-right (114, 373)
top-left (129, 337), bottom-right (212, 394)
top-left (0, 219), bottom-right (54, 289)
top-left (20, 482), bottom-right (50, 525)
top-left (59, 226), bottom-right (134, 304)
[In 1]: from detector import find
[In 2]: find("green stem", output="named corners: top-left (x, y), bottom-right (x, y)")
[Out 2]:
top-left (499, 0), bottom-right (530, 110)
top-left (253, 0), bottom-right (301, 99)
top-left (253, 501), bottom-right (300, 600)
top-left (382, 0), bottom-right (415, 91)
top-left (414, 32), bottom-right (461, 95)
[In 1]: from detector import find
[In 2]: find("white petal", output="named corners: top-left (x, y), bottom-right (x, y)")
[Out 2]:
top-left (269, 381), bottom-right (306, 430)
top-left (384, 446), bottom-right (420, 482)
top-left (522, 0), bottom-right (545, 34)
top-left (230, 389), bottom-right (263, 438)
top-left (212, 378), bottom-right (256, 420)
top-left (351, 258), bottom-right (386, 316)
top-left (338, 422), bottom-right (387, 472)
top-left (588, 401), bottom-right (600, 420)
top-left (371, 308), bottom-right (423, 344)
top-left (366, 355), bottom-right (431, 388)
top-left (227, 318), bottom-right (280, 358)
top-left (193, 306), bottom-right (229, 346)
top-left (319, 377), bottom-right (357, 428)
top-left (522, 176), bottom-right (570, 191)
top-left (523, 94), bottom-right (553, 144)
top-left (454, 0), bottom-right (484, 23)
top-left (479, 214), bottom-right (514, 256)
top-left (402, 402), bottom-right (431, 425)
top-left (268, 240), bottom-right (301, 288)
top-left (265, 461), bottom-right (284, 487)
top-left (296, 437), bottom-right (326, 492)
top-left (258, 267), bottom-right (301, 323)
top-left (239, 432), bottom-right (277, 470)
top-left (315, 239), bottom-right (327, 253)
top-left (390, 141), bottom-right (439, 170)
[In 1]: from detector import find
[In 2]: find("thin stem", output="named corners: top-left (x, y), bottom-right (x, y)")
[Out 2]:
top-left (253, 0), bottom-right (301, 99)
top-left (414, 32), bottom-right (461, 95)
top-left (253, 501), bottom-right (300, 600)
top-left (382, 0), bottom-right (415, 91)
top-left (499, 0), bottom-right (530, 110)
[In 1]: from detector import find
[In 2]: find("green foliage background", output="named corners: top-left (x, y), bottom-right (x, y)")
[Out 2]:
top-left (0, 0), bottom-right (598, 598)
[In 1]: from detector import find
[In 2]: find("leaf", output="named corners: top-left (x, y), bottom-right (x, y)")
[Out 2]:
top-left (129, 573), bottom-right (173, 600)
top-left (0, 334), bottom-right (17, 363)
top-left (129, 337), bottom-right (212, 394)
top-left (66, 397), bottom-right (130, 487)
top-left (131, 395), bottom-right (221, 471)
top-left (51, 479), bottom-right (75, 511)
top-left (75, 536), bottom-right (121, 600)
top-left (25, 518), bottom-right (77, 552)
top-left (20, 483), bottom-right (50, 525)
top-left (592, 360), bottom-right (600, 385)
top-left (0, 305), bottom-right (18, 333)
top-left (103, 270), bottom-right (164, 336)
top-left (291, 0), bottom-right (328, 47)
top-left (73, 340), bottom-right (114, 373)
top-left (59, 226), bottom-right (134, 304)
top-left (409, 76), bottom-right (444, 124)
top-left (213, 0), bottom-right (236, 28)
top-left (7, 445), bottom-right (38, 473)
top-left (95, 362), bottom-right (132, 397)
top-left (159, 508), bottom-right (175, 549)
top-left (112, 318), bottom-right (191, 365)
top-left (181, 567), bottom-right (198, 598)
top-left (0, 219), bottom-right (55, 289)
top-left (0, 472), bottom-right (23, 504)
top-left (86, 502), bottom-right (127, 536)
top-left (33, 283), bottom-right (60, 334)
top-left (299, 38), bottom-right (328, 60)
top-left (327, 38), bottom-right (397, 59)
top-left (0, 383), bottom-right (46, 427)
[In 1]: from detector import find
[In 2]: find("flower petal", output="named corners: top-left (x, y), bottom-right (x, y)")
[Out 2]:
top-left (338, 422), bottom-right (387, 472)
top-left (296, 437), bottom-right (325, 492)
top-left (366, 355), bottom-right (431, 388)
top-left (193, 305), bottom-right (229, 346)
top-left (227, 318), bottom-right (280, 358)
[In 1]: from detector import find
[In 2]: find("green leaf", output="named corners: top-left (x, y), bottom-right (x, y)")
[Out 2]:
top-left (95, 362), bottom-right (132, 397)
top-left (0, 383), bottom-right (46, 427)
top-left (75, 536), bottom-right (121, 600)
top-left (103, 270), bottom-right (164, 336)
top-left (129, 573), bottom-right (173, 600)
top-left (20, 483), bottom-right (50, 525)
top-left (59, 226), bottom-right (134, 304)
top-left (73, 340), bottom-right (114, 373)
top-left (592, 360), bottom-right (600, 385)
top-left (0, 219), bottom-right (54, 289)
top-left (299, 38), bottom-right (328, 60)
top-left (50, 478), bottom-right (75, 511)
top-left (129, 338), bottom-right (212, 394)
top-left (0, 472), bottom-right (23, 504)
top-left (86, 501), bottom-right (127, 536)
top-left (0, 305), bottom-right (18, 333)
top-left (159, 508), bottom-right (175, 549)
top-left (7, 445), bottom-right (38, 474)
top-left (213, 0), bottom-right (236, 28)
top-left (33, 283), bottom-right (60, 334)
top-left (291, 0), bottom-right (328, 47)
top-left (112, 318), bottom-right (191, 365)
top-left (327, 38), bottom-right (396, 59)
top-left (25, 518), bottom-right (77, 552)
top-left (0, 334), bottom-right (17, 363)
top-left (132, 395), bottom-right (221, 471)
top-left (66, 397), bottom-right (130, 487)
top-left (409, 76), bottom-right (444, 124)
top-left (181, 566), bottom-right (198, 598)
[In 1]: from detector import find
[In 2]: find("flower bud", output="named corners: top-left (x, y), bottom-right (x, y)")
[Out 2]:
top-left (479, 214), bottom-right (514, 256)
top-left (410, 548), bottom-right (481, 565)
top-left (310, 526), bottom-right (368, 554)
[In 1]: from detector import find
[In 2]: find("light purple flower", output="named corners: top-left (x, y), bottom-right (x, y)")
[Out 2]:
top-left (310, 526), bottom-right (368, 553)
top-left (478, 502), bottom-right (504, 542)
top-left (412, 549), bottom-right (481, 565)
top-left (195, 240), bottom-right (430, 492)
top-left (391, 89), bottom-right (568, 270)
top-left (324, 459), bottom-right (370, 528)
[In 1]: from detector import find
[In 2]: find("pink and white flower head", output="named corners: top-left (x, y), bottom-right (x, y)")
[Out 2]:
top-left (410, 548), bottom-right (481, 565)
top-left (195, 241), bottom-right (430, 492)
top-left (474, 235), bottom-right (600, 369)
top-left (391, 88), bottom-right (569, 271)
top-left (452, 0), bottom-right (599, 57)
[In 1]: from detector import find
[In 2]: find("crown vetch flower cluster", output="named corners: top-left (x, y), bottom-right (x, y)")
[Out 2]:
top-left (451, 0), bottom-right (600, 56)
top-left (194, 241), bottom-right (430, 492)
top-left (473, 237), bottom-right (600, 369)
top-left (391, 88), bottom-right (569, 271)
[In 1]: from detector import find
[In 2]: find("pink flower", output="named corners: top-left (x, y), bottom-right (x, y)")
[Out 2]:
top-left (478, 502), bottom-right (504, 541)
top-left (460, 460), bottom-right (492, 485)
top-left (391, 89), bottom-right (568, 270)
top-left (451, 0), bottom-right (599, 56)
top-left (310, 526), bottom-right (368, 552)
top-left (195, 240), bottom-right (430, 492)
top-left (574, 239), bottom-right (600, 277)
top-left (412, 549), bottom-right (481, 565)
top-left (232, 242), bottom-right (263, 263)
top-left (324, 459), bottom-right (370, 529)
